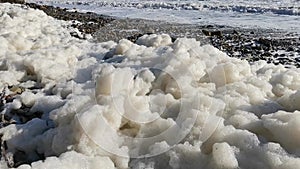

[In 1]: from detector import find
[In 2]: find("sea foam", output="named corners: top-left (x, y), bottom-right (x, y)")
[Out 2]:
top-left (0, 3), bottom-right (300, 169)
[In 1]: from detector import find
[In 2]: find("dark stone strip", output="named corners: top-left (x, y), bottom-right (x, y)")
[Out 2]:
top-left (24, 3), bottom-right (114, 35)
top-left (0, 0), bottom-right (25, 4)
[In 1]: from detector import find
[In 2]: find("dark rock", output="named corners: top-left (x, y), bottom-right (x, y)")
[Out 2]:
top-left (127, 33), bottom-right (144, 42)
top-left (233, 30), bottom-right (239, 35)
top-left (70, 32), bottom-right (84, 39)
top-left (202, 30), bottom-right (222, 37)
top-left (205, 25), bottom-right (214, 28)
top-left (25, 3), bottom-right (114, 36)
top-left (258, 38), bottom-right (272, 47)
top-left (171, 36), bottom-right (177, 42)
top-left (211, 30), bottom-right (222, 37)
top-left (0, 0), bottom-right (25, 4)
top-left (202, 29), bottom-right (211, 36)
top-left (287, 47), bottom-right (294, 51)
top-left (280, 53), bottom-right (286, 57)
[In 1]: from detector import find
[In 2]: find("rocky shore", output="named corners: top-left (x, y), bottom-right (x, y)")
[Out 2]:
top-left (23, 3), bottom-right (299, 68)
top-left (0, 0), bottom-right (24, 3)
top-left (16, 2), bottom-right (298, 68)
top-left (92, 18), bottom-right (300, 67)
top-left (25, 3), bottom-right (114, 36)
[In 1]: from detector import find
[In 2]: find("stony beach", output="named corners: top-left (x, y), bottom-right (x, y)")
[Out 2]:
top-left (1, 2), bottom-right (300, 168)
top-left (23, 3), bottom-right (300, 68)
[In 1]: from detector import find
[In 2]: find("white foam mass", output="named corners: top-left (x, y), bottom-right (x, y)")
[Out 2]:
top-left (0, 3), bottom-right (300, 169)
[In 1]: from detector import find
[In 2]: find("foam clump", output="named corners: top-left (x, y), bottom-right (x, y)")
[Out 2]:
top-left (212, 142), bottom-right (238, 169)
top-left (262, 110), bottom-right (300, 153)
top-left (0, 3), bottom-right (300, 169)
top-left (136, 34), bottom-right (172, 47)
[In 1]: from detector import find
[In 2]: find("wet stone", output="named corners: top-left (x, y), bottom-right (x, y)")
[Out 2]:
top-left (17, 3), bottom-right (300, 68)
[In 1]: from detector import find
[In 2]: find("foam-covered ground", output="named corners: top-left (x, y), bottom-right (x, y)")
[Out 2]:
top-left (0, 3), bottom-right (300, 169)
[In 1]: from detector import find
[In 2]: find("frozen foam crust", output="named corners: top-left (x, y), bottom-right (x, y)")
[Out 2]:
top-left (0, 3), bottom-right (300, 169)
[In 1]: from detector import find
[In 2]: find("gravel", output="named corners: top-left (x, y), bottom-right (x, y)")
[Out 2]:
top-left (25, 3), bottom-right (114, 36)
top-left (93, 18), bottom-right (300, 68)
top-left (5, 2), bottom-right (300, 68)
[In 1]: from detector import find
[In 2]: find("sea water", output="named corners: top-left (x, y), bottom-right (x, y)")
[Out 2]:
top-left (28, 0), bottom-right (300, 32)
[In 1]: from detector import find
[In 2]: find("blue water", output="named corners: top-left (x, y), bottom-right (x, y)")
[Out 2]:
top-left (28, 0), bottom-right (300, 32)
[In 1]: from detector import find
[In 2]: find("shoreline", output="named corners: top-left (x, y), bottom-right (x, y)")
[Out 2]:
top-left (20, 2), bottom-right (300, 68)
top-left (25, 3), bottom-right (114, 35)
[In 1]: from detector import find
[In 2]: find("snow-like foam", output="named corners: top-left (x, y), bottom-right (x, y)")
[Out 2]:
top-left (1, 3), bottom-right (300, 169)
top-left (27, 0), bottom-right (300, 32)
top-left (29, 0), bottom-right (300, 16)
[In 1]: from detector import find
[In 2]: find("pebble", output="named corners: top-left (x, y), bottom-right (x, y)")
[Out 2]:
top-left (14, 2), bottom-right (300, 68)
top-left (207, 29), bottom-right (300, 67)
top-left (0, 0), bottom-right (24, 3)
top-left (25, 3), bottom-right (114, 37)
